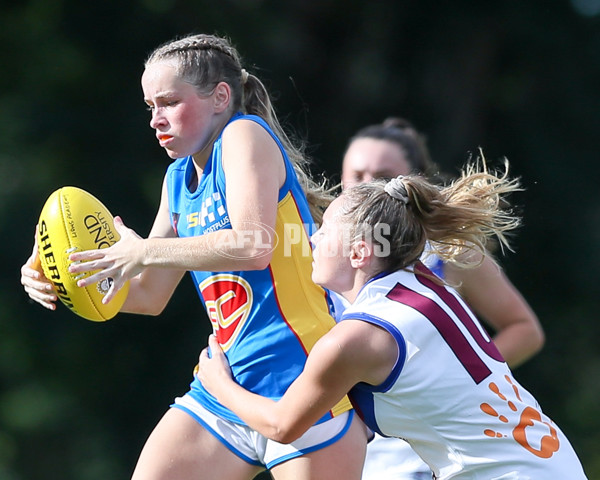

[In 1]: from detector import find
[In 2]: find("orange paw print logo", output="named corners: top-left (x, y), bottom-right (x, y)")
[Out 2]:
top-left (480, 375), bottom-right (560, 459)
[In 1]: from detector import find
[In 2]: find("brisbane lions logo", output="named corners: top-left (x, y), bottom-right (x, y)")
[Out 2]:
top-left (199, 274), bottom-right (253, 351)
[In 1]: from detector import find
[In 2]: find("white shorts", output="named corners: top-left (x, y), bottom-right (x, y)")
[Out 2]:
top-left (362, 433), bottom-right (432, 480)
top-left (172, 393), bottom-right (354, 469)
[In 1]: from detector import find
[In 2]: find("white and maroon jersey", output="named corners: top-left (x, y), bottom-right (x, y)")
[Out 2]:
top-left (343, 263), bottom-right (587, 479)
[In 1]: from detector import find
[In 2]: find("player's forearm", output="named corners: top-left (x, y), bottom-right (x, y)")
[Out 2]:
top-left (493, 321), bottom-right (545, 368)
top-left (120, 267), bottom-right (184, 315)
top-left (211, 380), bottom-right (300, 443)
top-left (141, 230), bottom-right (273, 271)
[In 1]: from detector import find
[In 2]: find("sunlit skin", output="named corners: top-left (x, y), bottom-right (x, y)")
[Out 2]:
top-left (310, 196), bottom-right (374, 302)
top-left (141, 61), bottom-right (227, 168)
top-left (310, 198), bottom-right (352, 295)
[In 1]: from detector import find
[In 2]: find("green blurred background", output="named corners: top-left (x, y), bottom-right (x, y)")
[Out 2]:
top-left (1, 0), bottom-right (599, 478)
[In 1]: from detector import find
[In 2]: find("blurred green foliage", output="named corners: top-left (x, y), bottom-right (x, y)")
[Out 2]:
top-left (1, 0), bottom-right (599, 478)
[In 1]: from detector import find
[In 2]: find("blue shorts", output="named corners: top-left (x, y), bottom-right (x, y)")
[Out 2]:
top-left (172, 392), bottom-right (354, 469)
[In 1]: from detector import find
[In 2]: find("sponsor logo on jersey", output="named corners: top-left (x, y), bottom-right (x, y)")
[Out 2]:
top-left (199, 274), bottom-right (253, 351)
top-left (187, 192), bottom-right (227, 230)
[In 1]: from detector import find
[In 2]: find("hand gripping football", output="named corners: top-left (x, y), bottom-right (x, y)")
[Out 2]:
top-left (36, 186), bottom-right (129, 321)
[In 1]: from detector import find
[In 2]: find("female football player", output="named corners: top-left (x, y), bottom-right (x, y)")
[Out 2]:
top-left (340, 117), bottom-right (545, 479)
top-left (198, 162), bottom-right (588, 479)
top-left (341, 117), bottom-right (544, 367)
top-left (21, 33), bottom-right (367, 480)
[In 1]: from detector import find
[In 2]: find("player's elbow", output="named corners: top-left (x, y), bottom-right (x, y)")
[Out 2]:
top-left (508, 318), bottom-right (546, 368)
top-left (529, 322), bottom-right (545, 354)
top-left (524, 313), bottom-right (546, 355)
top-left (244, 251), bottom-right (272, 271)
top-left (273, 432), bottom-right (300, 445)
top-left (229, 229), bottom-right (274, 270)
top-left (234, 241), bottom-right (273, 270)
top-left (268, 424), bottom-right (304, 444)
top-left (262, 414), bottom-right (306, 444)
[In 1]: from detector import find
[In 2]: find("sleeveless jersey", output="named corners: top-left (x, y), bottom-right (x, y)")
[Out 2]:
top-left (361, 245), bottom-right (443, 479)
top-left (166, 113), bottom-right (352, 424)
top-left (343, 263), bottom-right (587, 479)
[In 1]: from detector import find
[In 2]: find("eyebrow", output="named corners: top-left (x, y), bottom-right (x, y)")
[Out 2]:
top-left (372, 170), bottom-right (398, 179)
top-left (144, 91), bottom-right (178, 102)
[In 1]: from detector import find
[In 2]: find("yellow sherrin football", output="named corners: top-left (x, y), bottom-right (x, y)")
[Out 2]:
top-left (36, 186), bottom-right (129, 321)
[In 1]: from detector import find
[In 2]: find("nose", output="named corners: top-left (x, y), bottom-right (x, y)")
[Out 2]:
top-left (310, 229), bottom-right (321, 247)
top-left (150, 108), bottom-right (166, 129)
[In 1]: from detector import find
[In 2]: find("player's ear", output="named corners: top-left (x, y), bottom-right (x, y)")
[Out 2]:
top-left (213, 82), bottom-right (231, 113)
top-left (350, 240), bottom-right (372, 269)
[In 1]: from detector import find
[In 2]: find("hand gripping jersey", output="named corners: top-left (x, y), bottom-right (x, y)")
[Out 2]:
top-left (343, 263), bottom-right (587, 479)
top-left (166, 113), bottom-right (352, 425)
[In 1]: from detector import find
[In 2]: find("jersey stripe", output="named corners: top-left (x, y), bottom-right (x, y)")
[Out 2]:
top-left (270, 191), bottom-right (352, 417)
top-left (386, 280), bottom-right (493, 383)
top-left (414, 263), bottom-right (504, 365)
top-left (270, 192), bottom-right (334, 350)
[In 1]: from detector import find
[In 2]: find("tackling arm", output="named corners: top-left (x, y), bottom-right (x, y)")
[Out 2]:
top-left (197, 320), bottom-right (397, 443)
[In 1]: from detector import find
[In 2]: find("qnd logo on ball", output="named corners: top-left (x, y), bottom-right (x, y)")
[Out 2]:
top-left (84, 211), bottom-right (118, 249)
top-left (199, 274), bottom-right (253, 352)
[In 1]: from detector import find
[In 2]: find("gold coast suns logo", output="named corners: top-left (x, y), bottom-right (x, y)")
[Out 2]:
top-left (199, 274), bottom-right (253, 352)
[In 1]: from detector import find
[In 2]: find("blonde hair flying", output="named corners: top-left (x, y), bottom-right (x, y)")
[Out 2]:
top-left (339, 156), bottom-right (522, 274)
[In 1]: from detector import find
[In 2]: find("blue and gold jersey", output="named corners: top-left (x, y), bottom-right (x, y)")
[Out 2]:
top-left (166, 113), bottom-right (351, 424)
